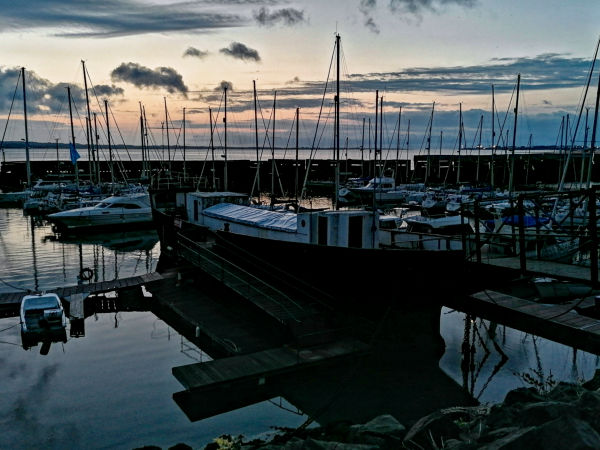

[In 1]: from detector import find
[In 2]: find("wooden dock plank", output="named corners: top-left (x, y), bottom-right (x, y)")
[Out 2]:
top-left (484, 257), bottom-right (598, 284)
top-left (448, 290), bottom-right (600, 355)
top-left (173, 338), bottom-right (370, 391)
top-left (0, 272), bottom-right (164, 307)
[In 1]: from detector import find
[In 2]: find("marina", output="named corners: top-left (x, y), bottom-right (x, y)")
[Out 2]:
top-left (1, 5), bottom-right (600, 448)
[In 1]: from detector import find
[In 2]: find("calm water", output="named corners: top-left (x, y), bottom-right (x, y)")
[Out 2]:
top-left (0, 208), bottom-right (599, 448)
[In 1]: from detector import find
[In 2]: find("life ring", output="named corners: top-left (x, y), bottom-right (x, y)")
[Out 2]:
top-left (79, 268), bottom-right (94, 281)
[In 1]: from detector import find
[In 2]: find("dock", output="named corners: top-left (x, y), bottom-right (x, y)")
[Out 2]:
top-left (0, 272), bottom-right (164, 309)
top-left (479, 257), bottom-right (598, 284)
top-left (171, 338), bottom-right (370, 421)
top-left (448, 290), bottom-right (600, 355)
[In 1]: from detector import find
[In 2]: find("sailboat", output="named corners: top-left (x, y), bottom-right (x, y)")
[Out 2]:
top-left (150, 35), bottom-right (466, 302)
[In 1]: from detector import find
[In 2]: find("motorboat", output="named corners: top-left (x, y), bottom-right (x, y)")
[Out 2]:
top-left (47, 192), bottom-right (152, 231)
top-left (20, 293), bottom-right (67, 350)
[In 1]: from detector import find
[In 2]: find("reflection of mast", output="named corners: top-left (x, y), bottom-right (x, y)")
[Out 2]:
top-left (30, 216), bottom-right (39, 291)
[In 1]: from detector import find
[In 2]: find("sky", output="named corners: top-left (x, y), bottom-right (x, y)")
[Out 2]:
top-left (0, 0), bottom-right (599, 151)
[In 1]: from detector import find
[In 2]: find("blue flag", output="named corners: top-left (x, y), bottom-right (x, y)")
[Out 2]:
top-left (69, 143), bottom-right (80, 165)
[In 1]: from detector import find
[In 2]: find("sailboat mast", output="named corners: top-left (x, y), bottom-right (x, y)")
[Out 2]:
top-left (93, 112), bottom-right (100, 183)
top-left (224, 86), bottom-right (228, 191)
top-left (271, 91), bottom-right (276, 207)
top-left (164, 97), bottom-right (171, 174)
top-left (426, 102), bottom-right (434, 184)
top-left (334, 33), bottom-right (340, 210)
top-left (457, 103), bottom-right (462, 184)
top-left (105, 99), bottom-right (114, 188)
top-left (491, 84), bottom-right (495, 189)
top-left (374, 90), bottom-right (378, 179)
top-left (209, 107), bottom-right (216, 190)
top-left (396, 107), bottom-right (401, 183)
top-left (67, 86), bottom-right (79, 187)
top-left (587, 69), bottom-right (600, 188)
top-left (21, 67), bottom-right (31, 188)
top-left (379, 96), bottom-right (383, 178)
top-left (361, 117), bottom-right (365, 177)
top-left (253, 80), bottom-right (260, 201)
top-left (295, 107), bottom-right (299, 204)
top-left (183, 107), bottom-right (186, 181)
top-left (477, 114), bottom-right (483, 184)
top-left (509, 73), bottom-right (521, 193)
top-left (406, 119), bottom-right (410, 180)
top-left (139, 103), bottom-right (145, 180)
top-left (82, 61), bottom-right (94, 184)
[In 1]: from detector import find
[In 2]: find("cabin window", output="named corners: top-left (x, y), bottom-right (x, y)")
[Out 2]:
top-left (122, 204), bottom-right (142, 209)
top-left (193, 200), bottom-right (199, 221)
top-left (318, 216), bottom-right (328, 245)
top-left (348, 216), bottom-right (363, 248)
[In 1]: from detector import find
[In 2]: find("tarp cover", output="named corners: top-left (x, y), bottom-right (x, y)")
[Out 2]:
top-left (203, 203), bottom-right (298, 233)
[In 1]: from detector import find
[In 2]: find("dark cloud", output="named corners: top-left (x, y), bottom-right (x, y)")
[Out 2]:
top-left (0, 67), bottom-right (121, 116)
top-left (93, 84), bottom-right (124, 96)
top-left (110, 62), bottom-right (188, 95)
top-left (359, 0), bottom-right (380, 34)
top-left (183, 47), bottom-right (209, 59)
top-left (219, 42), bottom-right (261, 62)
top-left (388, 0), bottom-right (478, 14)
top-left (0, 0), bottom-right (247, 38)
top-left (286, 76), bottom-right (301, 84)
top-left (341, 53), bottom-right (592, 93)
top-left (215, 80), bottom-right (234, 92)
top-left (254, 7), bottom-right (306, 26)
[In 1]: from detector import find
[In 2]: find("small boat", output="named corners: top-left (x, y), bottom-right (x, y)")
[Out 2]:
top-left (20, 293), bottom-right (67, 350)
top-left (47, 192), bottom-right (152, 232)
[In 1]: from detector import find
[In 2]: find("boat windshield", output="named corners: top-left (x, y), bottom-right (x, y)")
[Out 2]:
top-left (96, 202), bottom-right (111, 208)
top-left (23, 296), bottom-right (60, 309)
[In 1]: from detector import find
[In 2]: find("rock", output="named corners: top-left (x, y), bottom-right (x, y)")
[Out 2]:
top-left (582, 369), bottom-right (600, 391)
top-left (577, 390), bottom-right (600, 433)
top-left (477, 427), bottom-right (520, 444)
top-left (546, 382), bottom-right (582, 403)
top-left (169, 444), bottom-right (193, 450)
top-left (502, 387), bottom-right (545, 407)
top-left (403, 407), bottom-right (480, 449)
top-left (481, 416), bottom-right (600, 450)
top-left (349, 414), bottom-right (405, 437)
top-left (518, 401), bottom-right (579, 427)
top-left (291, 438), bottom-right (377, 449)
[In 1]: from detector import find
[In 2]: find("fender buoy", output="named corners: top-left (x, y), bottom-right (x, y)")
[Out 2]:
top-left (79, 268), bottom-right (93, 281)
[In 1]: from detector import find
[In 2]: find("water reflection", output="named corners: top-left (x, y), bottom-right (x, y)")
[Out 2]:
top-left (0, 208), bottom-right (159, 293)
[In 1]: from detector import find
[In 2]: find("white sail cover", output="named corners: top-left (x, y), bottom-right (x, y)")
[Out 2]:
top-left (202, 203), bottom-right (298, 232)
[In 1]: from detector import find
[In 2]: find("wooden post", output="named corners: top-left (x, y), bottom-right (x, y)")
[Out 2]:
top-left (518, 195), bottom-right (527, 273)
top-left (590, 189), bottom-right (598, 287)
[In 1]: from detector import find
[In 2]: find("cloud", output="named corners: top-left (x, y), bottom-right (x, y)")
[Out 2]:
top-left (0, 0), bottom-right (247, 38)
top-left (254, 7), bottom-right (306, 26)
top-left (110, 62), bottom-right (188, 95)
top-left (341, 53), bottom-right (592, 93)
top-left (359, 0), bottom-right (380, 34)
top-left (183, 47), bottom-right (209, 59)
top-left (215, 80), bottom-right (234, 92)
top-left (542, 99), bottom-right (552, 105)
top-left (93, 84), bottom-right (124, 97)
top-left (388, 0), bottom-right (478, 15)
top-left (286, 76), bottom-right (301, 84)
top-left (0, 67), bottom-right (122, 116)
top-left (219, 42), bottom-right (261, 62)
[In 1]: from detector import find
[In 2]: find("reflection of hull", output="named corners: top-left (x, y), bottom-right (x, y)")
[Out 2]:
top-left (50, 211), bottom-right (152, 230)
top-left (58, 229), bottom-right (159, 251)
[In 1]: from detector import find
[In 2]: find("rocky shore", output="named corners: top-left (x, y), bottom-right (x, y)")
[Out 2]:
top-left (188, 370), bottom-right (600, 450)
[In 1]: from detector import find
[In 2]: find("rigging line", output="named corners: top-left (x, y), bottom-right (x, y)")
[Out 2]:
top-left (300, 42), bottom-right (336, 200)
top-left (0, 71), bottom-right (22, 149)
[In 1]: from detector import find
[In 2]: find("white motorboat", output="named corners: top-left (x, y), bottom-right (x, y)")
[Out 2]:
top-left (47, 192), bottom-right (152, 231)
